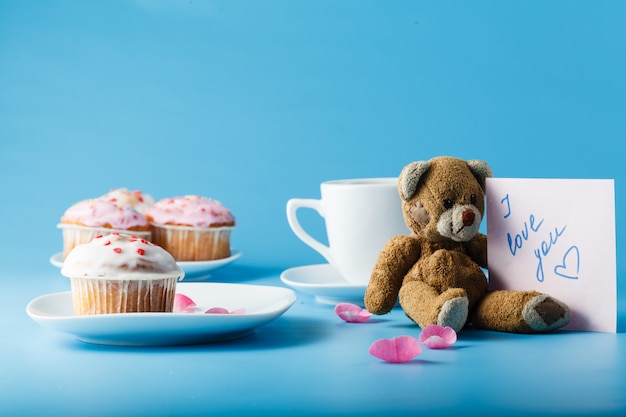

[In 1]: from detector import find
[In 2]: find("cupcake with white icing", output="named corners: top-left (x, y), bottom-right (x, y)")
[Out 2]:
top-left (58, 199), bottom-right (151, 260)
top-left (145, 195), bottom-right (235, 261)
top-left (61, 232), bottom-right (184, 315)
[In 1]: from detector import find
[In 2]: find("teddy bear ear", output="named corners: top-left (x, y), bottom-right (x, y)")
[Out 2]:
top-left (399, 161), bottom-right (431, 201)
top-left (466, 160), bottom-right (493, 190)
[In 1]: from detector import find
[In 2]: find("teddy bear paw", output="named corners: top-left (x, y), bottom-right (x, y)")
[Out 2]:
top-left (522, 294), bottom-right (571, 332)
top-left (437, 296), bottom-right (469, 333)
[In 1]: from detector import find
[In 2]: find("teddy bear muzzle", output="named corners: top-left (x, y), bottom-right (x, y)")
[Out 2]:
top-left (436, 204), bottom-right (481, 242)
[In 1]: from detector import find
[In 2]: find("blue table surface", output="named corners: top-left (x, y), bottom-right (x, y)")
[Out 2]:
top-left (2, 1), bottom-right (625, 416)
top-left (2, 262), bottom-right (625, 417)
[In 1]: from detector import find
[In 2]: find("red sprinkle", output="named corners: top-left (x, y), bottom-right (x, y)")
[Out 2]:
top-left (140, 239), bottom-right (148, 244)
top-left (95, 234), bottom-right (103, 239)
top-left (113, 248), bottom-right (122, 253)
top-left (137, 248), bottom-right (145, 255)
top-left (111, 232), bottom-right (119, 235)
top-left (104, 240), bottom-right (111, 246)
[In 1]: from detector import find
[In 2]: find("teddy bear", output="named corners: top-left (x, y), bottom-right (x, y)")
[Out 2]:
top-left (364, 156), bottom-right (571, 334)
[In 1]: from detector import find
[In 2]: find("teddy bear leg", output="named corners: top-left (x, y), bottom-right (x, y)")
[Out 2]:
top-left (471, 290), bottom-right (571, 333)
top-left (399, 281), bottom-right (469, 332)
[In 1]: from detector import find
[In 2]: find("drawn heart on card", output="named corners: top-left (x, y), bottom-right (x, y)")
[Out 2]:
top-left (554, 245), bottom-right (580, 280)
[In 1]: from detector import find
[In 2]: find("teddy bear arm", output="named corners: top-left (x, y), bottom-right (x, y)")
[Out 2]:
top-left (364, 235), bottom-right (421, 315)
top-left (466, 232), bottom-right (488, 268)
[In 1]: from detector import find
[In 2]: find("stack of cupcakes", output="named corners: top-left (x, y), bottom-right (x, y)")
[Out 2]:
top-left (58, 189), bottom-right (236, 316)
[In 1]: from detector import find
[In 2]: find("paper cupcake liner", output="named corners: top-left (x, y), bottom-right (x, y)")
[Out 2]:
top-left (69, 276), bottom-right (178, 315)
top-left (150, 224), bottom-right (233, 261)
top-left (58, 224), bottom-right (151, 260)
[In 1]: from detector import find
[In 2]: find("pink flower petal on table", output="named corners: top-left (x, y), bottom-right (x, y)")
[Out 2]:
top-left (369, 336), bottom-right (422, 363)
top-left (418, 325), bottom-right (457, 349)
top-left (205, 307), bottom-right (246, 314)
top-left (334, 303), bottom-right (372, 323)
top-left (173, 293), bottom-right (197, 313)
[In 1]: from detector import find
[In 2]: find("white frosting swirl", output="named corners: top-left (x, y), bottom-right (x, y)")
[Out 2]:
top-left (61, 233), bottom-right (184, 280)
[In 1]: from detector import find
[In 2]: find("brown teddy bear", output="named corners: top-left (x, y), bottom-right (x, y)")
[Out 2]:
top-left (364, 156), bottom-right (571, 334)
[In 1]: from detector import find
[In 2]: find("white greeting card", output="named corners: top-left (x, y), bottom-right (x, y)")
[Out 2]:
top-left (486, 178), bottom-right (616, 333)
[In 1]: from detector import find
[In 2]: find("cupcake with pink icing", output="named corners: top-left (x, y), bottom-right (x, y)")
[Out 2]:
top-left (145, 195), bottom-right (235, 261)
top-left (58, 199), bottom-right (151, 260)
top-left (99, 188), bottom-right (155, 214)
top-left (61, 232), bottom-right (184, 315)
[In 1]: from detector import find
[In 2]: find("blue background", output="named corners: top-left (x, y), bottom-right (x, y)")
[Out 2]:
top-left (1, 1), bottom-right (624, 416)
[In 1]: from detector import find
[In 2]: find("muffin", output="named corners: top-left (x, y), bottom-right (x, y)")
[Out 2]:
top-left (99, 188), bottom-right (155, 214)
top-left (61, 232), bottom-right (184, 315)
top-left (58, 199), bottom-right (151, 260)
top-left (145, 195), bottom-right (235, 261)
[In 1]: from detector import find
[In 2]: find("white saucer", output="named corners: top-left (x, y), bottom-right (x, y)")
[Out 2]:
top-left (280, 264), bottom-right (367, 305)
top-left (176, 251), bottom-right (242, 280)
top-left (26, 282), bottom-right (296, 346)
top-left (50, 250), bottom-right (242, 281)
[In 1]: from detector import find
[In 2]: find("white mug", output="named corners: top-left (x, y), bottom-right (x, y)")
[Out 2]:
top-left (286, 178), bottom-right (410, 285)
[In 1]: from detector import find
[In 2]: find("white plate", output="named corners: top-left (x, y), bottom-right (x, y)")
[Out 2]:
top-left (26, 282), bottom-right (296, 346)
top-left (280, 264), bottom-right (366, 305)
top-left (50, 250), bottom-right (242, 281)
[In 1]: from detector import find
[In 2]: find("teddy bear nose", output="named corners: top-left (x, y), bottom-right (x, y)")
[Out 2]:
top-left (462, 210), bottom-right (475, 226)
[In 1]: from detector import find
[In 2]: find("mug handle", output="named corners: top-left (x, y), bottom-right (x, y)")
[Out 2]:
top-left (286, 198), bottom-right (333, 264)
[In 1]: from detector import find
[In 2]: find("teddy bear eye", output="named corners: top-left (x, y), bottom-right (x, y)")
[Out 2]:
top-left (443, 199), bottom-right (453, 209)
top-left (470, 194), bottom-right (476, 204)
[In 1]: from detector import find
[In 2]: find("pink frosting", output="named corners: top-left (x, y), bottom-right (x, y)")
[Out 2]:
top-left (61, 199), bottom-right (149, 229)
top-left (145, 195), bottom-right (235, 228)
top-left (99, 188), bottom-right (155, 214)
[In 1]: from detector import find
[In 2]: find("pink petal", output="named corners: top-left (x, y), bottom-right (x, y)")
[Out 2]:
top-left (205, 307), bottom-right (246, 314)
top-left (173, 293), bottom-right (197, 313)
top-left (206, 307), bottom-right (230, 314)
top-left (334, 302), bottom-right (372, 323)
top-left (369, 336), bottom-right (422, 363)
top-left (418, 325), bottom-right (457, 349)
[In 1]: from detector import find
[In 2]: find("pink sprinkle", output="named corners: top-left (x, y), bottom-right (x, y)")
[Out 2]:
top-left (113, 248), bottom-right (122, 253)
